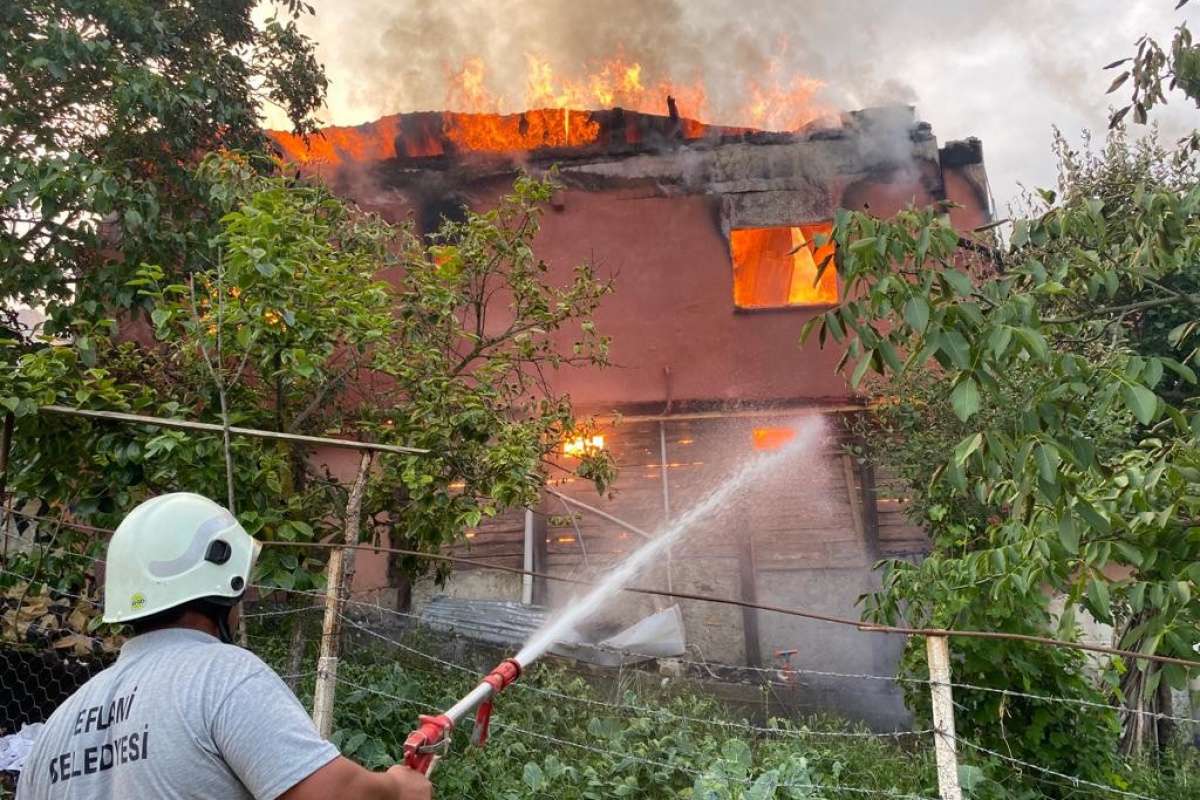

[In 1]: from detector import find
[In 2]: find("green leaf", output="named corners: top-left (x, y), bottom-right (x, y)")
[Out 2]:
top-left (950, 377), bottom-right (981, 421)
top-left (1014, 327), bottom-right (1048, 361)
top-left (939, 329), bottom-right (972, 369)
top-left (824, 310), bottom-right (845, 342)
top-left (942, 269), bottom-right (973, 296)
top-left (850, 352), bottom-right (874, 388)
top-left (877, 339), bottom-right (903, 373)
top-left (1170, 581), bottom-right (1191, 606)
top-left (987, 326), bottom-right (1012, 359)
top-left (1130, 582), bottom-right (1147, 613)
top-left (1035, 443), bottom-right (1061, 484)
top-left (1113, 541), bottom-right (1144, 567)
top-left (953, 432), bottom-right (983, 466)
top-left (1010, 220), bottom-right (1030, 247)
top-left (1142, 358), bottom-right (1163, 388)
top-left (746, 771), bottom-right (779, 800)
top-left (523, 762), bottom-right (546, 791)
top-left (1075, 499), bottom-right (1110, 535)
top-left (343, 730), bottom-right (367, 754)
top-left (1120, 382), bottom-right (1158, 425)
top-left (1087, 577), bottom-right (1112, 622)
top-left (903, 296), bottom-right (929, 332)
top-left (958, 764), bottom-right (987, 793)
top-left (1161, 357), bottom-right (1197, 384)
top-left (1057, 514), bottom-right (1079, 555)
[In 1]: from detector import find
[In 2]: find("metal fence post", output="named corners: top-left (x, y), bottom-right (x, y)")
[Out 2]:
top-left (926, 634), bottom-right (963, 800)
top-left (311, 452), bottom-right (372, 738)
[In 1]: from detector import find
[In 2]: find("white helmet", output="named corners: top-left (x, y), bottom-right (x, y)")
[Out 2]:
top-left (103, 493), bottom-right (261, 624)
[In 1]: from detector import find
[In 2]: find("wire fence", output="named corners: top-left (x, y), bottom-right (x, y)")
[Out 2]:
top-left (2, 514), bottom-right (1198, 799)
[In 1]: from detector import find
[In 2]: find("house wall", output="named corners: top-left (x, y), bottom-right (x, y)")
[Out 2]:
top-left (321, 116), bottom-right (991, 730)
top-left (372, 148), bottom-right (989, 411)
top-left (406, 411), bottom-right (917, 728)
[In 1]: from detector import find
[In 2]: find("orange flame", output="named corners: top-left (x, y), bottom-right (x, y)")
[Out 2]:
top-left (753, 427), bottom-right (796, 451)
top-left (448, 57), bottom-right (496, 113)
top-left (451, 53), bottom-right (715, 125)
top-left (740, 73), bottom-right (825, 131)
top-left (270, 49), bottom-right (831, 168)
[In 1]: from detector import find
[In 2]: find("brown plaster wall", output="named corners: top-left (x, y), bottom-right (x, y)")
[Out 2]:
top-left (368, 166), bottom-right (989, 411)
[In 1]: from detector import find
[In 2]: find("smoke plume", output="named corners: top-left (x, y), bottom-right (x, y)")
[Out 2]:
top-left (283, 0), bottom-right (1197, 205)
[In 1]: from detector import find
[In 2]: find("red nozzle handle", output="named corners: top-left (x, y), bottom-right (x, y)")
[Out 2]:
top-left (471, 658), bottom-right (522, 748)
top-left (402, 714), bottom-right (453, 774)
top-left (482, 658), bottom-right (522, 693)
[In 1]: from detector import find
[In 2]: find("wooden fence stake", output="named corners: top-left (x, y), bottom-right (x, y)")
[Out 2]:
top-left (0, 413), bottom-right (13, 560)
top-left (926, 634), bottom-right (963, 800)
top-left (311, 452), bottom-right (373, 739)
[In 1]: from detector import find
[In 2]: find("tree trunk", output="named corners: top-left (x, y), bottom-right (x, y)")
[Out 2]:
top-left (1117, 613), bottom-right (1173, 757)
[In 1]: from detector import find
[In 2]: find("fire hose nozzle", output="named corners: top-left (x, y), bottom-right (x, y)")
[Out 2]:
top-left (403, 714), bottom-right (454, 775)
top-left (402, 658), bottom-right (523, 773)
top-left (484, 658), bottom-right (522, 692)
top-left (471, 658), bottom-right (522, 747)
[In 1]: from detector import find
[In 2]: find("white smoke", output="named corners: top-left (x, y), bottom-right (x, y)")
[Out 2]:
top-left (277, 0), bottom-right (1198, 206)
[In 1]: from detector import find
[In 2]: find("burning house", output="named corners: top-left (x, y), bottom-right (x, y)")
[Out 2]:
top-left (273, 101), bottom-right (991, 726)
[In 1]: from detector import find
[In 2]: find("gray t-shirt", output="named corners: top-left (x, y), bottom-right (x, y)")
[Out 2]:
top-left (15, 628), bottom-right (339, 800)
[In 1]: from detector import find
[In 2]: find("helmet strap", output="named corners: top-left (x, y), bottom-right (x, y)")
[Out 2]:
top-left (216, 610), bottom-right (234, 644)
top-left (196, 597), bottom-right (241, 645)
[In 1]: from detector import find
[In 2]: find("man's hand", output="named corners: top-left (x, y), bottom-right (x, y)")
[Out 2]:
top-left (385, 765), bottom-right (432, 800)
top-left (280, 756), bottom-right (432, 799)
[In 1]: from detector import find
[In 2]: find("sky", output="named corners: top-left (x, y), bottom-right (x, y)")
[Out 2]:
top-left (266, 0), bottom-right (1199, 213)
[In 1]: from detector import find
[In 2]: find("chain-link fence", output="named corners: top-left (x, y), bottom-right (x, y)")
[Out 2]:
top-left (0, 644), bottom-right (110, 736)
top-left (0, 644), bottom-right (110, 797)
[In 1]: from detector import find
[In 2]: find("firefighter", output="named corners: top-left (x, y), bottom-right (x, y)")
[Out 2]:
top-left (16, 492), bottom-right (432, 800)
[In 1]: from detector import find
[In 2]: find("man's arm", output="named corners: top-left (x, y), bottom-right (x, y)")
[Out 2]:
top-left (210, 663), bottom-right (422, 800)
top-left (278, 757), bottom-right (431, 800)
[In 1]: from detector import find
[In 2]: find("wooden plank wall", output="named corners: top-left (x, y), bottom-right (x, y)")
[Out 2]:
top-left (873, 468), bottom-right (931, 559)
top-left (443, 413), bottom-right (931, 573)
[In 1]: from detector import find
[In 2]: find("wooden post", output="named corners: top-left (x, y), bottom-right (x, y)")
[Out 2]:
top-left (737, 535), bottom-right (762, 667)
top-left (857, 455), bottom-right (882, 562)
top-left (658, 420), bottom-right (675, 595)
top-left (926, 635), bottom-right (963, 800)
top-left (522, 508), bottom-right (536, 605)
top-left (311, 452), bottom-right (373, 738)
top-left (0, 413), bottom-right (13, 501)
top-left (841, 453), bottom-right (866, 543)
top-left (1, 413), bottom-right (13, 559)
top-left (530, 506), bottom-right (548, 606)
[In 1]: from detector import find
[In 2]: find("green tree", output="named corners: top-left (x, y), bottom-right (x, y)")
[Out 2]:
top-left (0, 0), bottom-right (327, 341)
top-left (1, 159), bottom-right (614, 651)
top-left (801, 11), bottom-right (1200, 782)
top-left (805, 109), bottom-right (1197, 796)
top-left (1105, 1), bottom-right (1199, 134)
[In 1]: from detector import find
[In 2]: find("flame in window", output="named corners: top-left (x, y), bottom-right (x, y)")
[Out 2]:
top-left (730, 223), bottom-right (837, 309)
top-left (753, 427), bottom-right (796, 451)
top-left (563, 434), bottom-right (605, 458)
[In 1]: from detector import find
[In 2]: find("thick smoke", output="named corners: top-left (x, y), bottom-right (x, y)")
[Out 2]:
top-left (287, 0), bottom-right (1197, 205)
top-left (292, 0), bottom-right (933, 125)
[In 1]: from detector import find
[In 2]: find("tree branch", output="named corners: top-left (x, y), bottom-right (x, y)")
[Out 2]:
top-left (1042, 293), bottom-right (1200, 325)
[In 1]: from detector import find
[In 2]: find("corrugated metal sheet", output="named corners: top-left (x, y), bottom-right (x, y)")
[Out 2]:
top-left (419, 596), bottom-right (686, 667)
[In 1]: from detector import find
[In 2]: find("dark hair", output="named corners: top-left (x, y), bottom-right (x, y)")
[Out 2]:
top-left (128, 597), bottom-right (234, 636)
